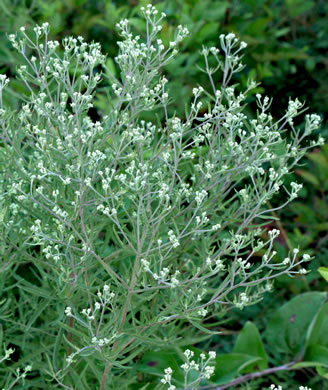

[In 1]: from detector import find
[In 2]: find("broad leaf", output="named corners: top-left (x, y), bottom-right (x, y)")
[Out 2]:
top-left (306, 303), bottom-right (328, 349)
top-left (211, 353), bottom-right (262, 385)
top-left (233, 321), bottom-right (268, 370)
top-left (303, 345), bottom-right (328, 368)
top-left (136, 350), bottom-right (184, 384)
top-left (265, 292), bottom-right (327, 355)
top-left (319, 267), bottom-right (328, 282)
top-left (317, 366), bottom-right (328, 379)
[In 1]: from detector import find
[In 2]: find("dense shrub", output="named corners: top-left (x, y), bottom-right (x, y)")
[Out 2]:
top-left (0, 5), bottom-right (326, 388)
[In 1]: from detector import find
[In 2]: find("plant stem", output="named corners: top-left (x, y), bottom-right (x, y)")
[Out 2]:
top-left (100, 362), bottom-right (111, 390)
top-left (199, 361), bottom-right (296, 390)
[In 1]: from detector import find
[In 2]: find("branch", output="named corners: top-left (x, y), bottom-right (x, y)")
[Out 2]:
top-left (200, 361), bottom-right (297, 390)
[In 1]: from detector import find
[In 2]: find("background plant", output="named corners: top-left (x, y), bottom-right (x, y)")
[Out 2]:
top-left (0, 0), bottom-right (326, 390)
top-left (138, 291), bottom-right (328, 389)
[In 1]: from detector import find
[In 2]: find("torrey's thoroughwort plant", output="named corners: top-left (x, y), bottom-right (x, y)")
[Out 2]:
top-left (0, 4), bottom-right (323, 389)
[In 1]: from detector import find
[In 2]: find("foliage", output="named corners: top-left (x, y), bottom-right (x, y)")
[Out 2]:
top-left (1, 0), bottom-right (328, 120)
top-left (0, 1), bottom-right (327, 389)
top-left (0, 5), bottom-right (325, 389)
top-left (269, 145), bottom-right (328, 293)
top-left (136, 292), bottom-right (328, 388)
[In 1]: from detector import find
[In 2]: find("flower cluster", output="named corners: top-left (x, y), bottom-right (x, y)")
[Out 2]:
top-left (161, 349), bottom-right (216, 389)
top-left (64, 284), bottom-right (117, 365)
top-left (269, 386), bottom-right (311, 390)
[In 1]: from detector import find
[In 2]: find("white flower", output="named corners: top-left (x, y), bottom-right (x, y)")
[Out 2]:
top-left (168, 230), bottom-right (180, 248)
top-left (204, 365), bottom-right (215, 378)
top-left (62, 177), bottom-right (71, 185)
top-left (66, 355), bottom-right (74, 364)
top-left (198, 308), bottom-right (208, 317)
top-left (208, 351), bottom-right (216, 359)
top-left (64, 307), bottom-right (72, 317)
top-left (268, 229), bottom-right (280, 238)
top-left (270, 386), bottom-right (282, 390)
top-left (283, 258), bottom-right (290, 265)
top-left (161, 367), bottom-right (173, 384)
top-left (184, 349), bottom-right (194, 359)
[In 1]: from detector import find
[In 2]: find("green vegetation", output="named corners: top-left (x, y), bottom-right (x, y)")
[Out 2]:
top-left (0, 1), bottom-right (327, 389)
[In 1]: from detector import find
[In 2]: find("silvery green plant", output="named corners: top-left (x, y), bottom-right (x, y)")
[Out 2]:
top-left (0, 4), bottom-right (323, 389)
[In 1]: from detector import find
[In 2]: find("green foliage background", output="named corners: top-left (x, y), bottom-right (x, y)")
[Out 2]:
top-left (0, 0), bottom-right (327, 388)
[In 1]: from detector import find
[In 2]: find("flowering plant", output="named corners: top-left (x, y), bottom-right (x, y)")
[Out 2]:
top-left (0, 4), bottom-right (323, 389)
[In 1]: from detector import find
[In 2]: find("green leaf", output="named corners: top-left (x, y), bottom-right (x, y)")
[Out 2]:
top-left (274, 27), bottom-right (291, 37)
top-left (233, 321), bottom-right (268, 370)
top-left (307, 152), bottom-right (328, 171)
top-left (135, 350), bottom-right (184, 384)
top-left (189, 319), bottom-right (221, 335)
top-left (119, 346), bottom-right (145, 364)
top-left (53, 327), bottom-right (63, 370)
top-left (317, 366), bottom-right (328, 379)
top-left (203, 2), bottom-right (229, 21)
top-left (26, 300), bottom-right (49, 331)
top-left (0, 324), bottom-right (3, 347)
top-left (211, 354), bottom-right (262, 385)
top-left (105, 58), bottom-right (117, 77)
top-left (291, 361), bottom-right (326, 369)
top-left (245, 18), bottom-right (270, 35)
top-left (286, 0), bottom-right (315, 17)
top-left (127, 333), bottom-right (173, 347)
top-left (306, 303), bottom-right (328, 348)
top-left (79, 347), bottom-right (97, 357)
top-left (265, 292), bottom-right (327, 356)
top-left (197, 22), bottom-right (218, 42)
top-left (59, 322), bottom-right (88, 340)
top-left (303, 345), bottom-right (328, 368)
top-left (296, 169), bottom-right (319, 186)
top-left (313, 223), bottom-right (328, 232)
top-left (128, 17), bottom-right (147, 33)
top-left (319, 267), bottom-right (328, 282)
top-left (12, 275), bottom-right (55, 300)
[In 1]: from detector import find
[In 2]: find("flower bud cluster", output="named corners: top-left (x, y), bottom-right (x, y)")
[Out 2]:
top-left (161, 349), bottom-right (216, 388)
